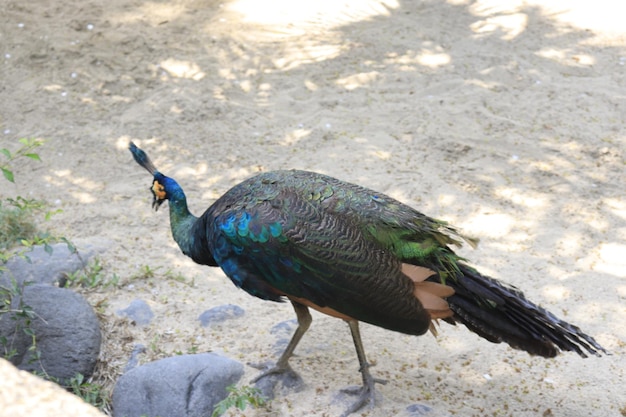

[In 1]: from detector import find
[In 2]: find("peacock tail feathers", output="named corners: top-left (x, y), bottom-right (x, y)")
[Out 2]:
top-left (443, 263), bottom-right (607, 358)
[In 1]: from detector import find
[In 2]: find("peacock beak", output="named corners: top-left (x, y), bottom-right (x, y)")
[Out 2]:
top-left (152, 197), bottom-right (165, 211)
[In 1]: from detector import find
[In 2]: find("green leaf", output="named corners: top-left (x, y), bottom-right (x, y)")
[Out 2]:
top-left (25, 153), bottom-right (41, 161)
top-left (46, 209), bottom-right (62, 220)
top-left (236, 397), bottom-right (245, 409)
top-left (61, 237), bottom-right (76, 254)
top-left (72, 373), bottom-right (85, 385)
top-left (1, 168), bottom-right (14, 183)
top-left (44, 243), bottom-right (53, 255)
top-left (0, 148), bottom-right (10, 159)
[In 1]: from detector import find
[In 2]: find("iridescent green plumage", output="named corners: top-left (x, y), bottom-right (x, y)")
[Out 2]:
top-left (129, 142), bottom-right (606, 417)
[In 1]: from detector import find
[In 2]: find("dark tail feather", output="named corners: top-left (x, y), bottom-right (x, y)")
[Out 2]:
top-left (442, 263), bottom-right (607, 358)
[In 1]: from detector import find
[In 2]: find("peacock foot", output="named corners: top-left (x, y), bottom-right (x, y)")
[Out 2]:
top-left (249, 361), bottom-right (304, 399)
top-left (337, 371), bottom-right (387, 417)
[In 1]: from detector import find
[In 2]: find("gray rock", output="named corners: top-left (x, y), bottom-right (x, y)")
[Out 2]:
top-left (1, 237), bottom-right (112, 287)
top-left (270, 319), bottom-right (297, 335)
top-left (0, 284), bottom-right (101, 383)
top-left (116, 299), bottom-right (154, 326)
top-left (198, 304), bottom-right (244, 327)
top-left (406, 403), bottom-right (434, 416)
top-left (112, 353), bottom-right (244, 417)
top-left (403, 403), bottom-right (452, 417)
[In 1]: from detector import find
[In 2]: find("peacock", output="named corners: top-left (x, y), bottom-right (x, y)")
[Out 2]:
top-left (129, 142), bottom-right (606, 416)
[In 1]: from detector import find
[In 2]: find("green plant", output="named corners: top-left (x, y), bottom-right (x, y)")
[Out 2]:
top-left (211, 385), bottom-right (267, 417)
top-left (148, 333), bottom-right (164, 355)
top-left (0, 198), bottom-right (40, 250)
top-left (1, 139), bottom-right (111, 413)
top-left (132, 264), bottom-right (158, 281)
top-left (62, 258), bottom-right (117, 289)
top-left (0, 138), bottom-right (42, 183)
top-left (0, 139), bottom-right (73, 366)
top-left (0, 278), bottom-right (39, 363)
top-left (66, 373), bottom-right (110, 410)
top-left (0, 140), bottom-right (98, 411)
top-left (0, 138), bottom-right (68, 257)
top-left (0, 195), bottom-right (65, 253)
top-left (164, 268), bottom-right (187, 283)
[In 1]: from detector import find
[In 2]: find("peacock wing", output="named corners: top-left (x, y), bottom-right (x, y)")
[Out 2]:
top-left (208, 191), bottom-right (434, 335)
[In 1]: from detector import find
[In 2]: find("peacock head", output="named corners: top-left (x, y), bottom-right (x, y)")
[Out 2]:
top-left (129, 141), bottom-right (178, 211)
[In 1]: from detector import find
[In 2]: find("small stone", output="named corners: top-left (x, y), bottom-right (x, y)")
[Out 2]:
top-left (270, 319), bottom-right (297, 335)
top-left (406, 403), bottom-right (433, 416)
top-left (198, 304), bottom-right (244, 327)
top-left (116, 299), bottom-right (154, 326)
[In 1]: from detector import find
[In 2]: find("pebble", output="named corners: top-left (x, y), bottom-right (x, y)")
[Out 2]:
top-left (116, 299), bottom-right (154, 326)
top-left (198, 304), bottom-right (244, 327)
top-left (406, 403), bottom-right (434, 416)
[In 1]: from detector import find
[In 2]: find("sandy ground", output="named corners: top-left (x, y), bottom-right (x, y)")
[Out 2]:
top-left (1, 0), bottom-right (625, 416)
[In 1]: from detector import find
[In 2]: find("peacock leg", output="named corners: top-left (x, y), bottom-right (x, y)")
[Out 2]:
top-left (251, 301), bottom-right (311, 396)
top-left (339, 320), bottom-right (387, 417)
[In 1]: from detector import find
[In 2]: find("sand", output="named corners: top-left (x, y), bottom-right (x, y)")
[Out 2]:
top-left (1, 0), bottom-right (624, 416)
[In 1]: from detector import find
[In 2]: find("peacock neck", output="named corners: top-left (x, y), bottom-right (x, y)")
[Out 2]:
top-left (167, 189), bottom-right (198, 257)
